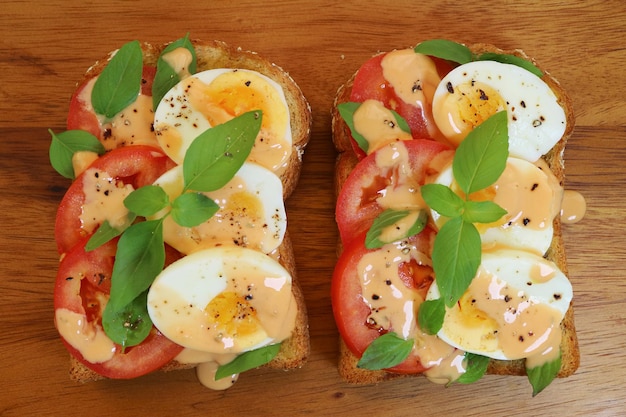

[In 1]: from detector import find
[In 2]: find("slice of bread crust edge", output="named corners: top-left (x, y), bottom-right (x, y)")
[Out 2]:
top-left (331, 42), bottom-right (579, 384)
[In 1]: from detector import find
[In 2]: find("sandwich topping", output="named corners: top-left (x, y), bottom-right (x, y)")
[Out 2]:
top-left (333, 39), bottom-right (585, 396)
top-left (50, 35), bottom-right (299, 390)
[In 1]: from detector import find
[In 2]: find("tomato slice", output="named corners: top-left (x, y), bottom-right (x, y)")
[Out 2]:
top-left (335, 139), bottom-right (451, 246)
top-left (348, 52), bottom-right (456, 155)
top-left (331, 230), bottom-right (435, 374)
top-left (54, 237), bottom-right (183, 379)
top-left (55, 145), bottom-right (175, 255)
top-left (67, 66), bottom-right (157, 148)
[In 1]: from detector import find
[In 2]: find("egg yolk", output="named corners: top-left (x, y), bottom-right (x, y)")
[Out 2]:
top-left (204, 291), bottom-right (261, 337)
top-left (435, 81), bottom-right (507, 147)
top-left (223, 191), bottom-right (263, 221)
top-left (456, 292), bottom-right (498, 333)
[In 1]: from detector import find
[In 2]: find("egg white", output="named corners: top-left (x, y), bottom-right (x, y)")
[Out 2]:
top-left (151, 162), bottom-right (286, 255)
top-left (432, 60), bottom-right (566, 162)
top-left (426, 248), bottom-right (572, 360)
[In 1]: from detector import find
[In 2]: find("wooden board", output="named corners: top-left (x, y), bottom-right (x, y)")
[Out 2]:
top-left (1, 1), bottom-right (625, 415)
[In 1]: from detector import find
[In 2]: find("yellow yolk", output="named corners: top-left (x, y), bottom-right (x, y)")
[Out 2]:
top-left (204, 291), bottom-right (261, 338)
top-left (434, 81), bottom-right (507, 147)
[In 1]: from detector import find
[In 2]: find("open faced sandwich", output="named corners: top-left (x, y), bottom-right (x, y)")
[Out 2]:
top-left (49, 35), bottom-right (311, 390)
top-left (331, 39), bottom-right (586, 396)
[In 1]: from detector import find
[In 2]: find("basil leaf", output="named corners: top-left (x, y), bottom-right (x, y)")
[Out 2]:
top-left (453, 111), bottom-right (509, 195)
top-left (48, 129), bottom-right (106, 179)
top-left (457, 353), bottom-right (490, 384)
top-left (102, 290), bottom-right (152, 347)
top-left (462, 200), bottom-right (507, 224)
top-left (337, 102), bottom-right (369, 153)
top-left (414, 39), bottom-right (473, 64)
top-left (357, 332), bottom-right (413, 370)
top-left (171, 192), bottom-right (219, 227)
top-left (108, 219), bottom-right (165, 310)
top-left (124, 185), bottom-right (170, 217)
top-left (92, 40), bottom-right (143, 120)
top-left (421, 183), bottom-right (465, 218)
top-left (418, 297), bottom-right (445, 335)
top-left (183, 110), bottom-right (261, 192)
top-left (85, 215), bottom-right (136, 252)
top-left (432, 217), bottom-right (481, 307)
top-left (476, 52), bottom-right (543, 78)
top-left (365, 209), bottom-right (426, 249)
top-left (527, 352), bottom-right (561, 397)
top-left (152, 33), bottom-right (198, 110)
top-left (215, 343), bottom-right (281, 380)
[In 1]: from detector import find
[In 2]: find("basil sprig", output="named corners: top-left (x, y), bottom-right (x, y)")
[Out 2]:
top-left (414, 39), bottom-right (543, 77)
top-left (527, 353), bottom-right (562, 396)
top-left (215, 343), bottom-right (282, 380)
top-left (91, 40), bottom-right (144, 120)
top-left (357, 332), bottom-right (413, 370)
top-left (48, 129), bottom-right (106, 179)
top-left (418, 111), bottom-right (508, 334)
top-left (337, 102), bottom-right (411, 154)
top-left (99, 111), bottom-right (262, 347)
top-left (365, 209), bottom-right (427, 249)
top-left (152, 33), bottom-right (197, 110)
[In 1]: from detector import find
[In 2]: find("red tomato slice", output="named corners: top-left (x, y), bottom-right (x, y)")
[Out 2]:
top-left (55, 145), bottom-right (175, 255)
top-left (335, 139), bottom-right (451, 246)
top-left (54, 237), bottom-right (183, 379)
top-left (348, 52), bottom-right (455, 156)
top-left (331, 230), bottom-right (435, 374)
top-left (66, 66), bottom-right (156, 145)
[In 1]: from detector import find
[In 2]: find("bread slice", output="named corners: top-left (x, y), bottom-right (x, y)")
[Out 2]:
top-left (331, 42), bottom-right (579, 384)
top-left (64, 39), bottom-right (311, 382)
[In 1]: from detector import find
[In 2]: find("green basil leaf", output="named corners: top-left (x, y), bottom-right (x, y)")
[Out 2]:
top-left (357, 332), bottom-right (413, 370)
top-left (48, 129), bottom-right (106, 179)
top-left (453, 111), bottom-right (509, 196)
top-left (432, 217), bottom-right (481, 307)
top-left (456, 353), bottom-right (490, 384)
top-left (124, 185), bottom-right (170, 217)
top-left (92, 40), bottom-right (143, 120)
top-left (85, 215), bottom-right (136, 252)
top-left (527, 352), bottom-right (561, 397)
top-left (108, 219), bottom-right (164, 310)
top-left (215, 343), bottom-right (281, 380)
top-left (171, 192), bottom-right (219, 227)
top-left (414, 39), bottom-right (473, 64)
top-left (183, 110), bottom-right (261, 192)
top-left (102, 290), bottom-right (152, 347)
top-left (365, 209), bottom-right (427, 249)
top-left (476, 52), bottom-right (543, 78)
top-left (462, 200), bottom-right (507, 224)
top-left (337, 102), bottom-right (370, 153)
top-left (152, 33), bottom-right (198, 110)
top-left (421, 183), bottom-right (465, 218)
top-left (418, 297), bottom-right (446, 335)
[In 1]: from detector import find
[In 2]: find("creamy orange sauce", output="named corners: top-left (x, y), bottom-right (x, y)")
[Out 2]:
top-left (352, 99), bottom-right (412, 154)
top-left (162, 47), bottom-right (193, 80)
top-left (424, 349), bottom-right (466, 384)
top-left (71, 150), bottom-right (99, 177)
top-left (80, 167), bottom-right (134, 233)
top-left (381, 49), bottom-right (441, 138)
top-left (561, 190), bottom-right (586, 224)
top-left (55, 308), bottom-right (116, 363)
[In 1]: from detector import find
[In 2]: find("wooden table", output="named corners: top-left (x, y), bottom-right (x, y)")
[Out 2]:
top-left (1, 1), bottom-right (625, 415)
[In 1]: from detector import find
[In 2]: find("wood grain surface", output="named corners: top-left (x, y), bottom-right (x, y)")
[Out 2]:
top-left (1, 1), bottom-right (625, 415)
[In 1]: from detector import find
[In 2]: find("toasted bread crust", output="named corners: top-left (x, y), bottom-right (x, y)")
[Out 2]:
top-left (66, 39), bottom-right (311, 383)
top-left (332, 43), bottom-right (579, 384)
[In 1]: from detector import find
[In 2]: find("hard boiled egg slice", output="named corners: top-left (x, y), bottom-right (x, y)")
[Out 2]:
top-left (432, 60), bottom-right (566, 162)
top-left (152, 162), bottom-right (286, 255)
top-left (147, 246), bottom-right (297, 354)
top-left (430, 157), bottom-right (562, 256)
top-left (153, 68), bottom-right (293, 175)
top-left (426, 248), bottom-right (572, 361)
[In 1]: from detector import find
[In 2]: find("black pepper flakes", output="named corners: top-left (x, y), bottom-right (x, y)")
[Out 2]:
top-left (531, 183), bottom-right (539, 191)
top-left (523, 218), bottom-right (531, 226)
top-left (446, 81), bottom-right (454, 94)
